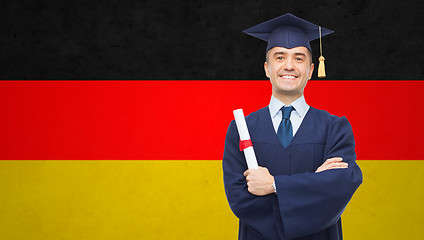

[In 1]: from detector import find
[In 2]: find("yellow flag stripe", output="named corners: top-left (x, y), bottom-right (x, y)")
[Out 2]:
top-left (0, 160), bottom-right (423, 240)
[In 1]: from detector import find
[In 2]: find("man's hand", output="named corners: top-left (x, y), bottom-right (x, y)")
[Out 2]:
top-left (315, 157), bottom-right (348, 173)
top-left (243, 167), bottom-right (275, 196)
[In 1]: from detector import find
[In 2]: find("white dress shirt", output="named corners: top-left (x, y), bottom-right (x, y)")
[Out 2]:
top-left (268, 95), bottom-right (310, 136)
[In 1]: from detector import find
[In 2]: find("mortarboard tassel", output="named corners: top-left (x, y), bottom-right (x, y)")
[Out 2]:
top-left (318, 26), bottom-right (326, 78)
top-left (318, 56), bottom-right (326, 78)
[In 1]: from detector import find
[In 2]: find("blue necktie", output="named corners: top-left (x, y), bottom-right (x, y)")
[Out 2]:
top-left (277, 106), bottom-right (294, 148)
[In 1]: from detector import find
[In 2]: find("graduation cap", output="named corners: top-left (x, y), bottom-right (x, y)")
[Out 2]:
top-left (243, 13), bottom-right (334, 78)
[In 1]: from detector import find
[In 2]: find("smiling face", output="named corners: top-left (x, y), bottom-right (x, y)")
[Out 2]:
top-left (264, 46), bottom-right (314, 104)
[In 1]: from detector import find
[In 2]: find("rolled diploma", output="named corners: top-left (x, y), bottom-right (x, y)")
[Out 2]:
top-left (233, 109), bottom-right (259, 169)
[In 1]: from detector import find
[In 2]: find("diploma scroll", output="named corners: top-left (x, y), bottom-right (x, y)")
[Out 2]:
top-left (233, 109), bottom-right (259, 169)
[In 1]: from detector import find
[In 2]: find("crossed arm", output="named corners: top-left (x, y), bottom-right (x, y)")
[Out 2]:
top-left (244, 157), bottom-right (348, 196)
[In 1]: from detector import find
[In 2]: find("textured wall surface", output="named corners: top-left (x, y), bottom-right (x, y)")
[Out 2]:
top-left (1, 1), bottom-right (423, 239)
top-left (1, 0), bottom-right (423, 80)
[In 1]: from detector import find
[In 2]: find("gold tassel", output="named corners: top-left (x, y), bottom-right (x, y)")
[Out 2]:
top-left (317, 26), bottom-right (326, 78)
top-left (318, 56), bottom-right (326, 78)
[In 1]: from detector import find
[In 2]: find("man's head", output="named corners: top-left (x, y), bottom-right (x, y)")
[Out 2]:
top-left (243, 13), bottom-right (333, 102)
top-left (264, 46), bottom-right (314, 101)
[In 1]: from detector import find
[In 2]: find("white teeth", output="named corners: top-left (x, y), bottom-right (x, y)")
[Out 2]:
top-left (280, 75), bottom-right (296, 79)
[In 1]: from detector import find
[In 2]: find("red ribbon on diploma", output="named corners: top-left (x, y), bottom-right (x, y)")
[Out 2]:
top-left (239, 139), bottom-right (253, 151)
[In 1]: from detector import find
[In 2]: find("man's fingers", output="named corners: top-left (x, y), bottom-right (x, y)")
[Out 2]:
top-left (322, 157), bottom-right (342, 166)
top-left (316, 159), bottom-right (348, 173)
top-left (244, 167), bottom-right (268, 178)
top-left (328, 162), bottom-right (348, 169)
top-left (326, 157), bottom-right (343, 163)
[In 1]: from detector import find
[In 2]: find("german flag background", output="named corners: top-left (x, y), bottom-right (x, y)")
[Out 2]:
top-left (1, 1), bottom-right (424, 240)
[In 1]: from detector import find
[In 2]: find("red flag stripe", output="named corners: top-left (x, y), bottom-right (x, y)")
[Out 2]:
top-left (0, 80), bottom-right (422, 160)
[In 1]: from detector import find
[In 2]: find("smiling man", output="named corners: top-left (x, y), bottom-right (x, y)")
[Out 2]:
top-left (223, 14), bottom-right (362, 240)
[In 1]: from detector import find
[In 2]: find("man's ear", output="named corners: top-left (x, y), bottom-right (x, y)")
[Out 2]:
top-left (264, 62), bottom-right (270, 78)
top-left (308, 63), bottom-right (314, 80)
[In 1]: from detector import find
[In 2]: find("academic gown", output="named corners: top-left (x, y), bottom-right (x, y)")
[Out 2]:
top-left (223, 106), bottom-right (362, 240)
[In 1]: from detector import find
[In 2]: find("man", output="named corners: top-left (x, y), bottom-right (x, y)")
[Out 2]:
top-left (223, 13), bottom-right (362, 240)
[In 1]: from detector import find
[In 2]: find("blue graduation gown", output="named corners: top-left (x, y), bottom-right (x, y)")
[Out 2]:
top-left (223, 106), bottom-right (362, 240)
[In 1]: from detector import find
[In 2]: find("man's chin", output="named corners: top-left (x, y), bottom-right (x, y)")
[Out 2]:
top-left (273, 89), bottom-right (303, 99)
top-left (276, 85), bottom-right (299, 93)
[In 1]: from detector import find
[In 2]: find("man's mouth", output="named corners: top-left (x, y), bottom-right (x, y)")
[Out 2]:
top-left (279, 75), bottom-right (297, 79)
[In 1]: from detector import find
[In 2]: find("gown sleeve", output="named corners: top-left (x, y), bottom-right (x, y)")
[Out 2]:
top-left (274, 116), bottom-right (363, 239)
top-left (223, 120), bottom-right (281, 239)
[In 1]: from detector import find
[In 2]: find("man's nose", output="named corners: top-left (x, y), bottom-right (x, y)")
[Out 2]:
top-left (283, 59), bottom-right (295, 71)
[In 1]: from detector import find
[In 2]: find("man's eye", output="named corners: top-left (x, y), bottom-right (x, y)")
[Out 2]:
top-left (295, 57), bottom-right (304, 61)
top-left (276, 56), bottom-right (283, 60)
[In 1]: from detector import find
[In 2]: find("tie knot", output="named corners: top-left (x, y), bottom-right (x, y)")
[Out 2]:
top-left (282, 106), bottom-right (293, 119)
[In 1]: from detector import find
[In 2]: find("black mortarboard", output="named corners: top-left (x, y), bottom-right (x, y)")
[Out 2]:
top-left (243, 13), bottom-right (334, 77)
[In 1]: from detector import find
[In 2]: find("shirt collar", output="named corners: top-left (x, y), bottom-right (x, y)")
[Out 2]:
top-left (269, 95), bottom-right (309, 118)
